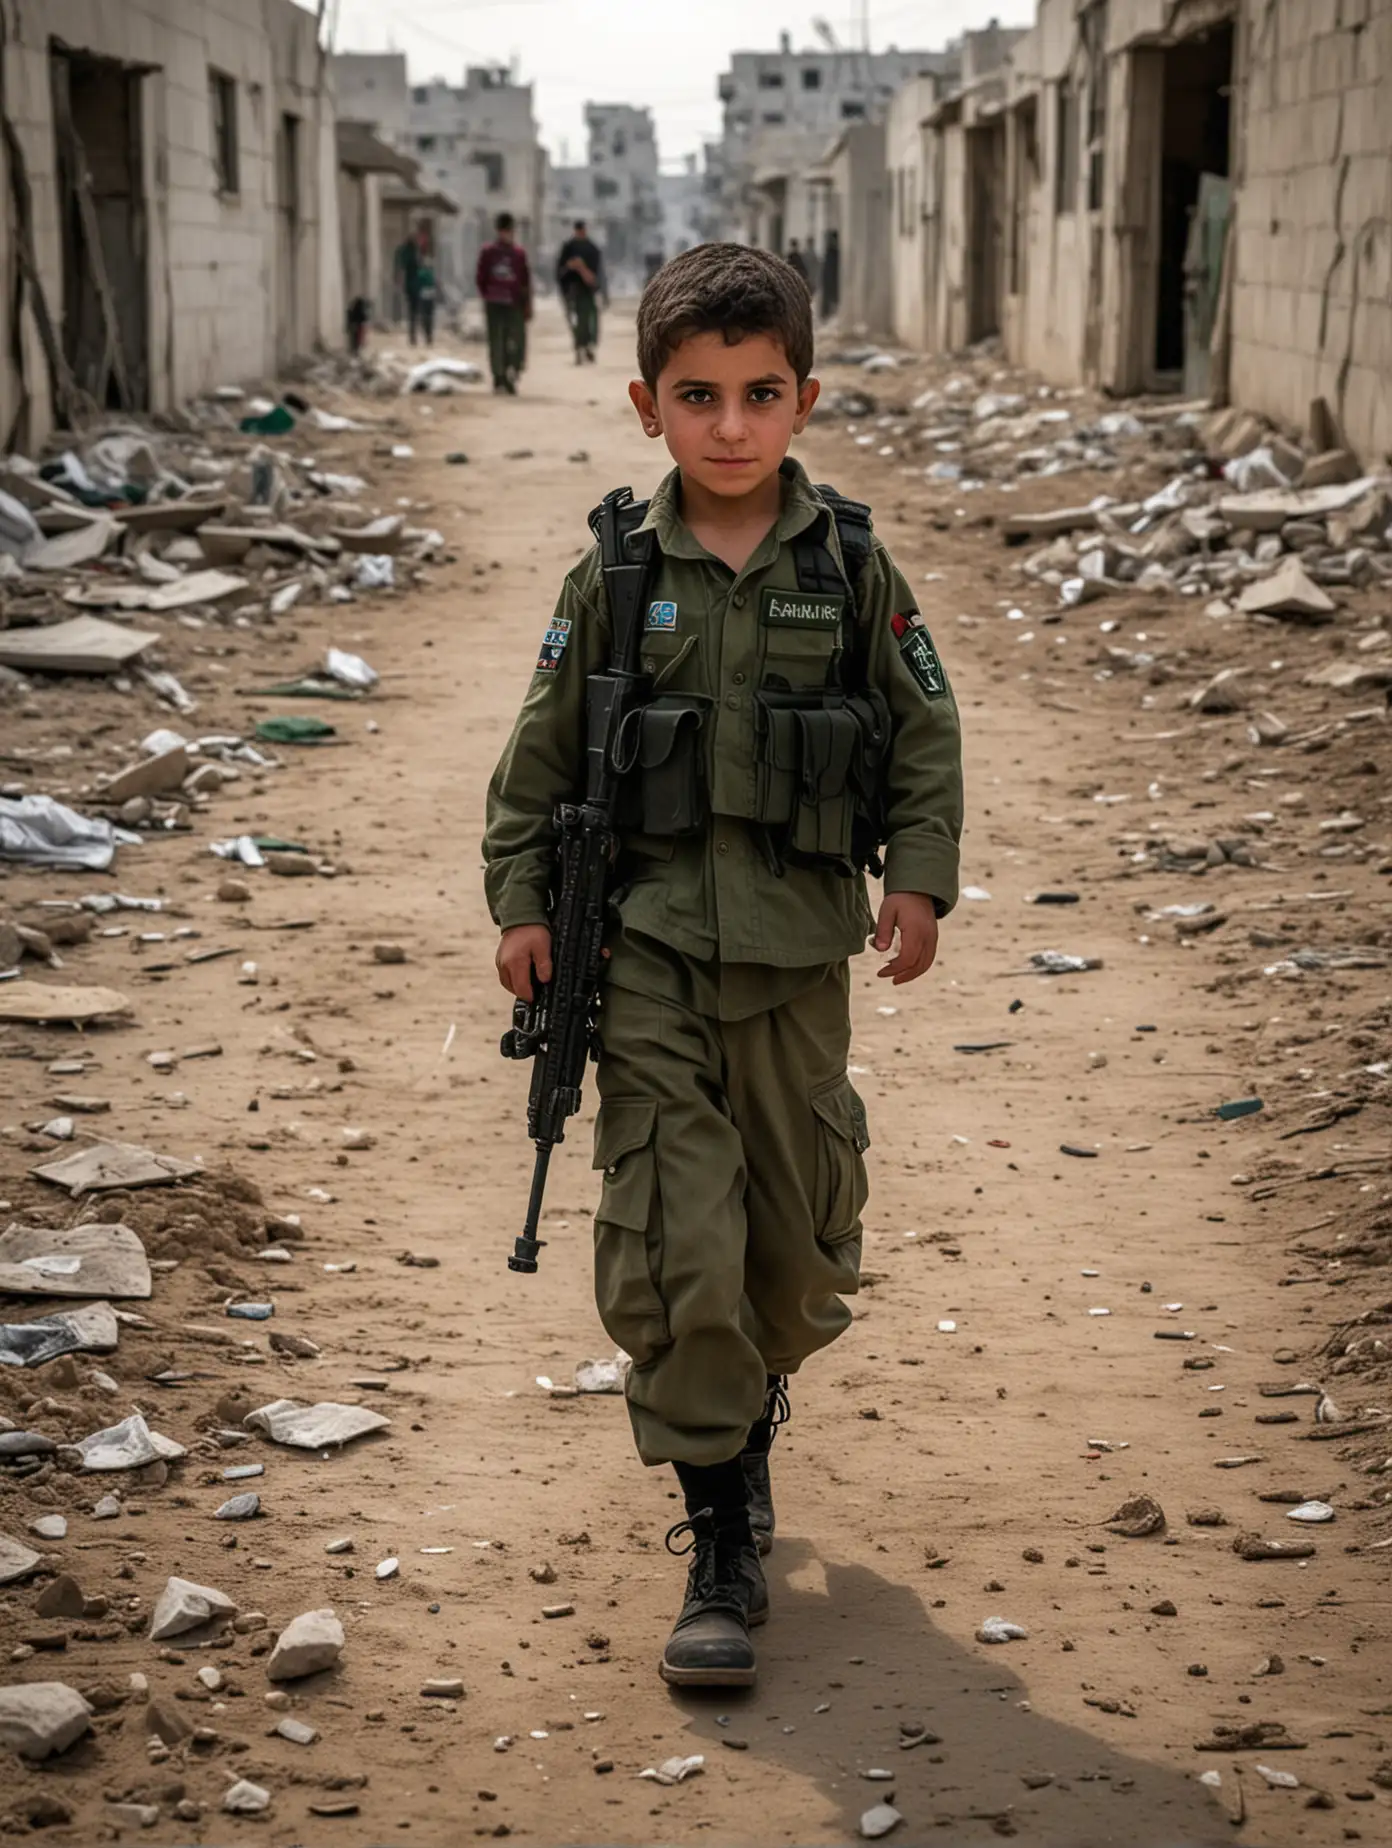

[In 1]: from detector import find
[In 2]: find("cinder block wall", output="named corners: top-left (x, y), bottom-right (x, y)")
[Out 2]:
top-left (1230, 0), bottom-right (1392, 461)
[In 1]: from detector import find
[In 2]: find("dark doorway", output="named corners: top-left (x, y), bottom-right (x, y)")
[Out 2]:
top-left (1155, 24), bottom-right (1233, 375)
top-left (966, 119), bottom-right (1006, 342)
top-left (51, 49), bottom-right (149, 411)
top-left (276, 112), bottom-right (301, 366)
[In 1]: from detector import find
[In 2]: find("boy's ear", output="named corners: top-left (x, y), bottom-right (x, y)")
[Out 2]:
top-left (629, 378), bottom-right (662, 437)
top-left (792, 375), bottom-right (821, 433)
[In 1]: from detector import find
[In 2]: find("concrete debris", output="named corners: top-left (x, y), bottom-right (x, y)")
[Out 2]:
top-left (1235, 559), bottom-right (1338, 620)
top-left (266, 1607), bottom-right (345, 1681)
top-left (76, 1412), bottom-right (186, 1471)
top-left (149, 1575), bottom-right (238, 1639)
top-left (0, 1683), bottom-right (93, 1759)
top-left (223, 1780), bottom-right (272, 1814)
top-left (0, 1533), bottom-right (43, 1584)
top-left (0, 1222), bottom-right (151, 1299)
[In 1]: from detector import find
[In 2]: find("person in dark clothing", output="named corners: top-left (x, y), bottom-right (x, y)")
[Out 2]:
top-left (476, 212), bottom-right (533, 393)
top-left (821, 228), bottom-right (840, 321)
top-left (785, 239), bottom-right (808, 284)
top-left (557, 218), bottom-right (606, 363)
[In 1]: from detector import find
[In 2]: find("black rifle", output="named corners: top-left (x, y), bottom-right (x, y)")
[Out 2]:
top-left (499, 488), bottom-right (655, 1273)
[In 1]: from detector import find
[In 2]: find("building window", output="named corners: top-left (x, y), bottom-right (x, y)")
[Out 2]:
top-left (417, 134), bottom-right (436, 153)
top-left (595, 175), bottom-right (619, 199)
top-left (1054, 81), bottom-right (1079, 214)
top-left (762, 111), bottom-right (785, 124)
top-left (613, 132), bottom-right (626, 156)
top-left (209, 70), bottom-right (238, 194)
top-left (472, 150), bottom-right (505, 193)
top-left (801, 67), bottom-right (822, 90)
top-left (413, 85), bottom-right (429, 104)
top-left (841, 99), bottom-right (865, 120)
top-left (758, 71), bottom-right (784, 89)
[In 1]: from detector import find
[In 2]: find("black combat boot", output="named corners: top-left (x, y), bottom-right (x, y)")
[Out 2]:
top-left (660, 1461), bottom-right (768, 1688)
top-left (740, 1374), bottom-right (790, 1557)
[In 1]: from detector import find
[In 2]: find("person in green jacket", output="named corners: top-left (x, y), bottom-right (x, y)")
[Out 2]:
top-left (483, 244), bottom-right (963, 1690)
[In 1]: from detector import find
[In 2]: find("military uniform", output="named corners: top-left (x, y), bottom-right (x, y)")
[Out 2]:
top-left (485, 458), bottom-right (963, 1467)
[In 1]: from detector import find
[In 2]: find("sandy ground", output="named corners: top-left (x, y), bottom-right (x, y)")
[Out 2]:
top-left (0, 304), bottom-right (1388, 1847)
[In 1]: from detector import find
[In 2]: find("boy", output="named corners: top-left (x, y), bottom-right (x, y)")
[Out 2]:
top-left (475, 212), bottom-right (532, 394)
top-left (556, 217), bottom-right (606, 364)
top-left (484, 244), bottom-right (962, 1688)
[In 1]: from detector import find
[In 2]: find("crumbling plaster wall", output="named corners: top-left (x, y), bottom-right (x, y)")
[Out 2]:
top-left (0, 0), bottom-right (340, 451)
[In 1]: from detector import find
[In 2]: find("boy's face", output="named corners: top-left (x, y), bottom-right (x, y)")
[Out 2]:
top-left (629, 331), bottom-right (820, 501)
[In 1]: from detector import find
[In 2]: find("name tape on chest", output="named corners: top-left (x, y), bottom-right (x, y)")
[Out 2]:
top-left (761, 588), bottom-right (845, 630)
top-left (645, 600), bottom-right (678, 632)
top-left (891, 611), bottom-right (947, 698)
top-left (535, 614), bottom-right (571, 673)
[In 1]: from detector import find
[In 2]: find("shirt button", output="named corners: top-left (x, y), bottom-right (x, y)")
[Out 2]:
top-left (732, 671), bottom-right (746, 686)
top-left (642, 658), bottom-right (655, 674)
top-left (725, 693), bottom-right (739, 710)
top-left (716, 839), bottom-right (730, 856)
top-left (732, 593), bottom-right (746, 609)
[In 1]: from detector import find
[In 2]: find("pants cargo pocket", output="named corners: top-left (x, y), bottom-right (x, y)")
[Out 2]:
top-left (592, 1096), bottom-right (669, 1362)
top-left (810, 1075), bottom-right (871, 1250)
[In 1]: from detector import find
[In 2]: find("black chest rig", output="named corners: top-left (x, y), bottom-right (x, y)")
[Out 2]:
top-left (592, 484), bottom-right (892, 878)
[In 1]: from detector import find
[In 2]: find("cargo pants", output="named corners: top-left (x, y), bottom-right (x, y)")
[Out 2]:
top-left (592, 965), bottom-right (868, 1468)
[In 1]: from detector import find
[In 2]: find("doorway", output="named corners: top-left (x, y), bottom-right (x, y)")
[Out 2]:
top-left (51, 49), bottom-right (149, 411)
top-left (1155, 24), bottom-right (1233, 380)
top-left (966, 118), bottom-right (1006, 342)
top-left (276, 112), bottom-right (301, 366)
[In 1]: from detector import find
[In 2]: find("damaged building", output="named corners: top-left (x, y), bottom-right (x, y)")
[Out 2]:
top-left (882, 0), bottom-right (1391, 466)
top-left (0, 0), bottom-right (344, 453)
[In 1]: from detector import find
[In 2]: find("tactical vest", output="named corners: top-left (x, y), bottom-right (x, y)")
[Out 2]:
top-left (591, 485), bottom-right (891, 877)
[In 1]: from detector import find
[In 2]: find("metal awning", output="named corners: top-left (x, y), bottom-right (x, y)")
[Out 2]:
top-left (336, 121), bottom-right (419, 183)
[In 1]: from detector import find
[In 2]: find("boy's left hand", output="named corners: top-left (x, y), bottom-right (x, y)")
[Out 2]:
top-left (872, 892), bottom-right (940, 985)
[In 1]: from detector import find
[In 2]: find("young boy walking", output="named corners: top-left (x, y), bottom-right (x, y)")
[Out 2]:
top-left (484, 244), bottom-right (963, 1688)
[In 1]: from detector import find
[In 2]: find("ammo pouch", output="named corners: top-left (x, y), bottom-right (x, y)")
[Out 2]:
top-left (614, 693), bottom-right (710, 837)
top-left (754, 686), bottom-right (891, 870)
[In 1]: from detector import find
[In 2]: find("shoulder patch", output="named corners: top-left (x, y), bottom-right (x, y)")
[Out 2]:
top-left (645, 599), bottom-right (678, 632)
top-left (535, 615), bottom-right (571, 673)
top-left (891, 611), bottom-right (947, 698)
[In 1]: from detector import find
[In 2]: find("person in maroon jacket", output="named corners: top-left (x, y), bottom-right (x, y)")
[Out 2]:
top-left (475, 212), bottom-right (533, 395)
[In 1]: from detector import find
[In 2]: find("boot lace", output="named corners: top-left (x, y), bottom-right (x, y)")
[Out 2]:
top-left (665, 1509), bottom-right (748, 1613)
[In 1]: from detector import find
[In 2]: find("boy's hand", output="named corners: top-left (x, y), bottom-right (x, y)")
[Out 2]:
top-left (496, 925), bottom-right (552, 1003)
top-left (872, 893), bottom-right (940, 986)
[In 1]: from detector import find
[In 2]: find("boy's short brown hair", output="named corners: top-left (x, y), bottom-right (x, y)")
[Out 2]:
top-left (636, 242), bottom-right (814, 388)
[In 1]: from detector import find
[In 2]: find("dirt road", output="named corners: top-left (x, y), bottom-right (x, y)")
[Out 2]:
top-left (1, 305), bottom-right (1388, 1846)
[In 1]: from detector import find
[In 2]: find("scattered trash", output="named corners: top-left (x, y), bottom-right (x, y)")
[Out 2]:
top-left (1286, 1501), bottom-right (1335, 1523)
top-left (575, 1353), bottom-right (630, 1394)
top-left (638, 1754), bottom-right (704, 1785)
top-left (1, 795), bottom-right (135, 871)
top-left (0, 1223), bottom-right (150, 1299)
top-left (1028, 951), bottom-right (1103, 975)
top-left (243, 1399), bottom-right (390, 1449)
top-left (1216, 1097), bottom-right (1264, 1121)
top-left (977, 1616), bottom-right (1029, 1643)
top-left (76, 1412), bottom-right (185, 1471)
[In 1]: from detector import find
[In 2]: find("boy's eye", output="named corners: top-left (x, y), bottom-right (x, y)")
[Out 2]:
top-left (749, 387), bottom-right (780, 404)
top-left (679, 388), bottom-right (714, 405)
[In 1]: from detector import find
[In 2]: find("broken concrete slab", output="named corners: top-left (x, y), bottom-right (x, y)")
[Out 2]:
top-left (0, 1534), bottom-right (43, 1585)
top-left (25, 518), bottom-right (121, 572)
top-left (1219, 478), bottom-right (1378, 533)
top-left (0, 982), bottom-right (133, 1026)
top-left (114, 498), bottom-right (226, 534)
top-left (1236, 559), bottom-right (1338, 621)
top-left (0, 1683), bottom-right (93, 1759)
top-left (149, 1576), bottom-right (237, 1640)
top-left (101, 746), bottom-right (190, 805)
top-left (77, 1412), bottom-right (185, 1471)
top-left (0, 616), bottom-right (160, 675)
top-left (63, 568), bottom-right (249, 613)
top-left (244, 1399), bottom-right (390, 1449)
top-left (1302, 657), bottom-right (1392, 693)
top-left (266, 1608), bottom-right (344, 1681)
top-left (1299, 449), bottom-right (1361, 489)
top-left (30, 1139), bottom-right (200, 1196)
top-left (329, 514), bottom-right (406, 554)
top-left (0, 1224), bottom-right (149, 1301)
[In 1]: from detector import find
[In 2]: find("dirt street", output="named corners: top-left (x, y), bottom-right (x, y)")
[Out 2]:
top-left (1, 304), bottom-right (1388, 1847)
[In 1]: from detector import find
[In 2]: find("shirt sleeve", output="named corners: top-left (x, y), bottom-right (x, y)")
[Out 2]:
top-left (857, 539), bottom-right (964, 912)
top-left (482, 552), bottom-right (610, 930)
top-left (474, 247), bottom-right (487, 296)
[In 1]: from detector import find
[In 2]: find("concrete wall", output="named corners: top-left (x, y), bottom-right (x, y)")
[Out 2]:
top-left (1, 0), bottom-right (342, 451)
top-left (829, 121), bottom-right (892, 336)
top-left (1229, 0), bottom-right (1392, 462)
top-left (886, 78), bottom-right (937, 349)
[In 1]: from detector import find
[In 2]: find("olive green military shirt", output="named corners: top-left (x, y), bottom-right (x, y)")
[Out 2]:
top-left (483, 457), bottom-right (963, 984)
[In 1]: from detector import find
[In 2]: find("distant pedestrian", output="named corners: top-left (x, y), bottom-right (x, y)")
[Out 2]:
top-left (346, 294), bottom-right (371, 354)
top-left (414, 229), bottom-right (437, 346)
top-left (393, 225), bottom-right (421, 335)
top-left (476, 212), bottom-right (533, 394)
top-left (821, 228), bottom-right (841, 321)
top-left (785, 239), bottom-right (808, 284)
top-left (557, 218), bottom-right (606, 364)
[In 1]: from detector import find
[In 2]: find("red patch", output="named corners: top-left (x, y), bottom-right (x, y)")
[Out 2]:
top-left (891, 611), bottom-right (922, 640)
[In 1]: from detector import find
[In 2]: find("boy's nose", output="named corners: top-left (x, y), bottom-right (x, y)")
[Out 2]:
top-left (713, 404), bottom-right (748, 443)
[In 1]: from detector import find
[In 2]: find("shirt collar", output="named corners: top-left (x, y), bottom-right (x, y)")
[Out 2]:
top-left (637, 456), bottom-right (829, 564)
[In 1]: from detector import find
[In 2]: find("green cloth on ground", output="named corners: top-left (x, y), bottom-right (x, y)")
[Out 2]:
top-left (254, 715), bottom-right (337, 744)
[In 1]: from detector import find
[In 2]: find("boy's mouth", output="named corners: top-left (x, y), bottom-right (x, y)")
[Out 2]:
top-left (707, 457), bottom-right (756, 469)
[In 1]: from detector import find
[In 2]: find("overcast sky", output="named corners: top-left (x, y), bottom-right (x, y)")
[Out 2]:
top-left (324, 1), bottom-right (1033, 166)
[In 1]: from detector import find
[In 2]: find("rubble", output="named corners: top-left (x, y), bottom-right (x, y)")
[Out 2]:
top-left (266, 1608), bottom-right (344, 1681)
top-left (149, 1576), bottom-right (237, 1640)
top-left (0, 1683), bottom-right (93, 1759)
